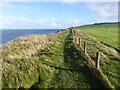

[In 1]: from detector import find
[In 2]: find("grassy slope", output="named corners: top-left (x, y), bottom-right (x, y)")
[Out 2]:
top-left (2, 32), bottom-right (60, 88)
top-left (44, 30), bottom-right (103, 88)
top-left (30, 29), bottom-right (104, 88)
top-left (2, 29), bottom-right (104, 89)
top-left (75, 23), bottom-right (118, 51)
top-left (74, 23), bottom-right (120, 88)
top-left (2, 23), bottom-right (119, 88)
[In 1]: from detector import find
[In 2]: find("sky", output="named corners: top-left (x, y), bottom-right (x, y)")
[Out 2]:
top-left (0, 1), bottom-right (118, 29)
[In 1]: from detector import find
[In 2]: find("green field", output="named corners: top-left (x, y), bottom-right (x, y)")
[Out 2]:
top-left (2, 22), bottom-right (120, 89)
top-left (74, 23), bottom-right (120, 88)
top-left (75, 23), bottom-right (119, 52)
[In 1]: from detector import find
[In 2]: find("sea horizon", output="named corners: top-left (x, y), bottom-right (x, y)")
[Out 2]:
top-left (1, 28), bottom-right (61, 30)
top-left (1, 29), bottom-right (60, 45)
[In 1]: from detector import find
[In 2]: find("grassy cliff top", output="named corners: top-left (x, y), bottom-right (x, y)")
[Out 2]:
top-left (2, 23), bottom-right (120, 89)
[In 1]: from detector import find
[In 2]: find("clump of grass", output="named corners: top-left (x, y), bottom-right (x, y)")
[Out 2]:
top-left (2, 31), bottom-right (62, 88)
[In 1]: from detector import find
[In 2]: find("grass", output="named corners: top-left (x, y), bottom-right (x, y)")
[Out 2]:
top-left (2, 22), bottom-right (120, 89)
top-left (75, 23), bottom-right (119, 52)
top-left (30, 29), bottom-right (105, 88)
top-left (74, 23), bottom-right (120, 88)
top-left (100, 59), bottom-right (120, 88)
top-left (2, 29), bottom-right (105, 89)
top-left (2, 32), bottom-right (60, 88)
top-left (47, 31), bottom-right (104, 88)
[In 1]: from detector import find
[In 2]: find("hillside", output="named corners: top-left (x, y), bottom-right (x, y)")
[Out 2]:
top-left (75, 22), bottom-right (119, 52)
top-left (1, 23), bottom-right (120, 89)
top-left (74, 22), bottom-right (119, 88)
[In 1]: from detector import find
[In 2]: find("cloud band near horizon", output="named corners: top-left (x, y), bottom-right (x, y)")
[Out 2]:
top-left (0, 2), bottom-right (118, 29)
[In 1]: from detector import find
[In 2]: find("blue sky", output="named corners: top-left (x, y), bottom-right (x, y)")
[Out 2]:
top-left (0, 2), bottom-right (118, 29)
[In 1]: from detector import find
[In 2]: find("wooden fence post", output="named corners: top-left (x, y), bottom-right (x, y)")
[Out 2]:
top-left (84, 42), bottom-right (87, 53)
top-left (96, 52), bottom-right (100, 69)
top-left (79, 38), bottom-right (81, 47)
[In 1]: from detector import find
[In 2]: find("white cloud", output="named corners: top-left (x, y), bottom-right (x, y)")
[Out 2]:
top-left (0, 2), bottom-right (14, 8)
top-left (19, 5), bottom-right (39, 9)
top-left (61, 0), bottom-right (79, 2)
top-left (61, 0), bottom-right (80, 4)
top-left (60, 19), bottom-right (80, 27)
top-left (0, 0), bottom-right (119, 2)
top-left (49, 18), bottom-right (58, 26)
top-left (87, 2), bottom-right (118, 18)
top-left (0, 2), bottom-right (40, 9)
top-left (0, 0), bottom-right (31, 2)
top-left (0, 15), bottom-right (81, 29)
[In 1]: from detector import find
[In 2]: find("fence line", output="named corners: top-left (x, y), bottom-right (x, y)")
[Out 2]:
top-left (83, 41), bottom-right (87, 54)
top-left (70, 28), bottom-right (114, 89)
top-left (71, 29), bottom-right (100, 69)
top-left (96, 52), bottom-right (100, 69)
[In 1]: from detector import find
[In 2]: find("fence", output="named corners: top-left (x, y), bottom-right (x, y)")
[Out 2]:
top-left (71, 29), bottom-right (101, 69)
top-left (70, 28), bottom-right (114, 89)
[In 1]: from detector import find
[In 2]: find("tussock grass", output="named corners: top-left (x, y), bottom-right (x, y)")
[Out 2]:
top-left (2, 31), bottom-right (62, 88)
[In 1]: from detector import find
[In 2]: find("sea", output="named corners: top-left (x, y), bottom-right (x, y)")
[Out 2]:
top-left (1, 29), bottom-right (59, 45)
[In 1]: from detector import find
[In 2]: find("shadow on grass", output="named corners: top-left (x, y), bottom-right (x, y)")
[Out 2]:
top-left (29, 30), bottom-right (105, 89)
top-left (63, 32), bottom-right (88, 71)
top-left (63, 31), bottom-right (105, 88)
